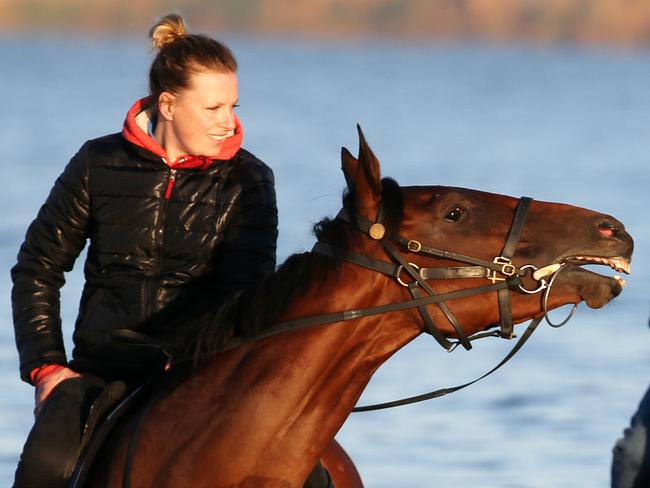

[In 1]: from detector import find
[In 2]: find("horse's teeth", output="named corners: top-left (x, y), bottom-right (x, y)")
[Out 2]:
top-left (567, 256), bottom-right (630, 274)
top-left (609, 258), bottom-right (631, 274)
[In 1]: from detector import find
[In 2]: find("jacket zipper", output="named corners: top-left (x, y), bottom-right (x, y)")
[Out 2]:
top-left (155, 168), bottom-right (174, 272)
top-left (165, 168), bottom-right (177, 200)
top-left (143, 165), bottom-right (176, 322)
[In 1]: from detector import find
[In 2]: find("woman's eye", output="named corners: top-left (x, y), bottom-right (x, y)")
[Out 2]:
top-left (444, 206), bottom-right (466, 222)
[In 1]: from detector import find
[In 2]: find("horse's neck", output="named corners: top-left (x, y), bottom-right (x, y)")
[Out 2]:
top-left (141, 264), bottom-right (420, 486)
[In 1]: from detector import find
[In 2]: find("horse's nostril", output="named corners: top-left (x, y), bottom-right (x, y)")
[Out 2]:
top-left (597, 221), bottom-right (618, 238)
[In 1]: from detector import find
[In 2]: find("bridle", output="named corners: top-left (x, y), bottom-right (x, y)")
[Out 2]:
top-left (307, 196), bottom-right (578, 411)
top-left (316, 197), bottom-right (534, 350)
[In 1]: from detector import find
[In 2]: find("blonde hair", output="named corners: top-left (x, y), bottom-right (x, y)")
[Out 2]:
top-left (149, 13), bottom-right (187, 50)
top-left (147, 13), bottom-right (238, 99)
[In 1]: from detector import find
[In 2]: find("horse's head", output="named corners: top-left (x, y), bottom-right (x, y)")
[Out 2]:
top-left (338, 126), bottom-right (634, 341)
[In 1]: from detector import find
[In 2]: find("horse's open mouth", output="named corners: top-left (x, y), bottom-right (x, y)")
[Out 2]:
top-left (565, 255), bottom-right (631, 286)
top-left (544, 255), bottom-right (632, 308)
top-left (568, 255), bottom-right (631, 274)
top-left (534, 255), bottom-right (631, 283)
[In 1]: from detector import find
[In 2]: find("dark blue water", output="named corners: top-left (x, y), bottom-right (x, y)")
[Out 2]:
top-left (1, 35), bottom-right (649, 487)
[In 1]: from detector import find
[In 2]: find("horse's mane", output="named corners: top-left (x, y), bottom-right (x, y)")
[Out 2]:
top-left (154, 178), bottom-right (403, 365)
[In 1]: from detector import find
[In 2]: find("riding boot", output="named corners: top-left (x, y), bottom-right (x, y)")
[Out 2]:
top-left (13, 375), bottom-right (105, 488)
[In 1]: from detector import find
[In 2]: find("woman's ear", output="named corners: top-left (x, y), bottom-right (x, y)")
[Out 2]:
top-left (157, 92), bottom-right (176, 121)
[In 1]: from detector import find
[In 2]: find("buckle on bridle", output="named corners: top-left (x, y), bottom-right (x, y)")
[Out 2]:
top-left (407, 240), bottom-right (422, 253)
top-left (488, 256), bottom-right (517, 284)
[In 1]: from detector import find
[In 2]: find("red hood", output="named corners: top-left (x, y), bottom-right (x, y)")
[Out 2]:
top-left (122, 97), bottom-right (244, 169)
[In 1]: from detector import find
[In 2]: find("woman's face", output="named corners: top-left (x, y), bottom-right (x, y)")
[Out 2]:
top-left (162, 70), bottom-right (239, 159)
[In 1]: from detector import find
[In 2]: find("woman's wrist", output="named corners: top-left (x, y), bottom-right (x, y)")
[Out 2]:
top-left (29, 364), bottom-right (66, 386)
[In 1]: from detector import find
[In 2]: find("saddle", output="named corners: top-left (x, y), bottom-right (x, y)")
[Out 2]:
top-left (67, 382), bottom-right (150, 488)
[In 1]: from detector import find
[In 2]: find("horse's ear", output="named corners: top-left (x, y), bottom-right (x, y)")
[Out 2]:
top-left (341, 146), bottom-right (358, 190)
top-left (340, 125), bottom-right (382, 217)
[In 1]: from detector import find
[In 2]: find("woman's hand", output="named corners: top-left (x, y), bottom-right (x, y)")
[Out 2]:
top-left (34, 367), bottom-right (81, 417)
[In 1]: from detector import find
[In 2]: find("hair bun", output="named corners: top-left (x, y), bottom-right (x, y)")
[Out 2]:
top-left (149, 13), bottom-right (187, 50)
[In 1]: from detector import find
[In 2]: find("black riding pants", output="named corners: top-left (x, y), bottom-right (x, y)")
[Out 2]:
top-left (13, 375), bottom-right (106, 488)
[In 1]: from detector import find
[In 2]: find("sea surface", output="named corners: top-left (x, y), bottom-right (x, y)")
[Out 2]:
top-left (1, 35), bottom-right (649, 487)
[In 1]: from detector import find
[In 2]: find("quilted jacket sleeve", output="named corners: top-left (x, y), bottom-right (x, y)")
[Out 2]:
top-left (212, 156), bottom-right (278, 303)
top-left (11, 142), bottom-right (91, 383)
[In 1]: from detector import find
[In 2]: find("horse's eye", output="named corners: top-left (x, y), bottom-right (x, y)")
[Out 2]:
top-left (444, 206), bottom-right (466, 222)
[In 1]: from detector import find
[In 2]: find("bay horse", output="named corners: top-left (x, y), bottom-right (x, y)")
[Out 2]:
top-left (86, 127), bottom-right (633, 487)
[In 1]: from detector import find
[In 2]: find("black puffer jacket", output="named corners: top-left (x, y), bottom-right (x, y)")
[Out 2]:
top-left (11, 133), bottom-right (277, 382)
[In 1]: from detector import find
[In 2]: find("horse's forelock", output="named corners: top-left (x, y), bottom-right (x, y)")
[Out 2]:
top-left (380, 178), bottom-right (404, 241)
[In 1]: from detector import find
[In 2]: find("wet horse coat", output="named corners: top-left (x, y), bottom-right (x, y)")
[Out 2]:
top-left (87, 128), bottom-right (633, 487)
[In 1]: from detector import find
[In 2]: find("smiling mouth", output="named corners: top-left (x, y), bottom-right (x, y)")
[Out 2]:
top-left (208, 130), bottom-right (234, 142)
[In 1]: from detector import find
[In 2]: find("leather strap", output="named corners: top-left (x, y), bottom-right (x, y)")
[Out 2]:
top-left (496, 197), bottom-right (532, 337)
top-left (408, 283), bottom-right (453, 350)
top-left (221, 281), bottom-right (512, 352)
top-left (381, 241), bottom-right (472, 350)
top-left (337, 209), bottom-right (512, 274)
top-left (501, 197), bottom-right (532, 259)
top-left (352, 316), bottom-right (543, 412)
top-left (312, 243), bottom-right (488, 280)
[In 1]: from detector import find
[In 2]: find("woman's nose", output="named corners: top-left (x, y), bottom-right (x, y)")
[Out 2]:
top-left (219, 108), bottom-right (236, 131)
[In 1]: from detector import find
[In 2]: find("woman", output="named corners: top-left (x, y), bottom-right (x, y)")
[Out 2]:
top-left (11, 13), bottom-right (277, 487)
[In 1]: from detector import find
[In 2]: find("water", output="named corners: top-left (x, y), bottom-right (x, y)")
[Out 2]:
top-left (1, 35), bottom-right (650, 487)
